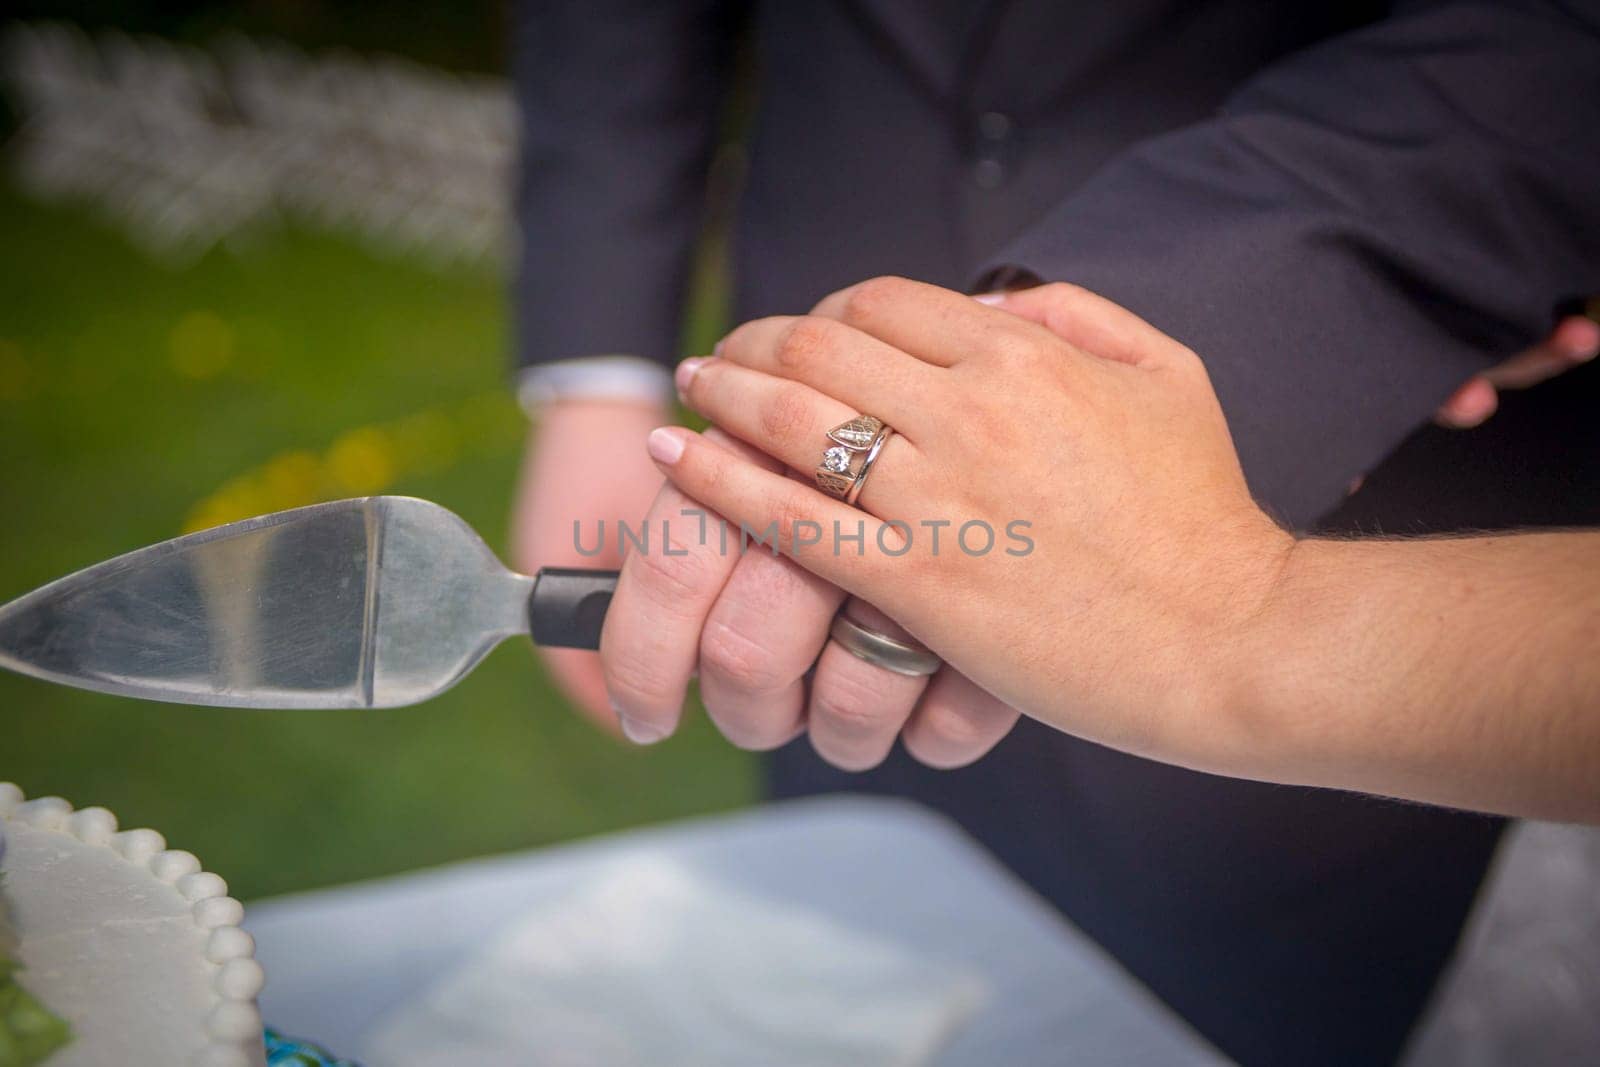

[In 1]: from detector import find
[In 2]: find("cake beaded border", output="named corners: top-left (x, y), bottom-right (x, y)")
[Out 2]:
top-left (0, 780), bottom-right (266, 1067)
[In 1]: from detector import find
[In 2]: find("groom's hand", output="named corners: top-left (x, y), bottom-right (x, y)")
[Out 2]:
top-left (511, 398), bottom-right (669, 730)
top-left (1435, 314), bottom-right (1599, 428)
top-left (598, 436), bottom-right (1019, 770)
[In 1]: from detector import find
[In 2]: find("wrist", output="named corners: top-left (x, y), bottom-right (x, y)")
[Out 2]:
top-left (1212, 535), bottom-right (1345, 781)
top-left (531, 395), bottom-right (671, 419)
top-left (526, 395), bottom-right (672, 446)
top-left (1151, 523), bottom-right (1307, 778)
top-left (522, 397), bottom-right (672, 476)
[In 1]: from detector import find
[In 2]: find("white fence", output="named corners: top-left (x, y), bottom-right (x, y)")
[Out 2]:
top-left (2, 21), bottom-right (515, 270)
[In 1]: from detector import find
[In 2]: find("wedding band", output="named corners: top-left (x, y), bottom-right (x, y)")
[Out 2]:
top-left (828, 612), bottom-right (942, 677)
top-left (817, 414), bottom-right (894, 506)
top-left (845, 425), bottom-right (892, 507)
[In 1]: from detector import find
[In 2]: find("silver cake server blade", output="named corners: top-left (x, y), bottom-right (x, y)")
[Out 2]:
top-left (0, 497), bottom-right (616, 709)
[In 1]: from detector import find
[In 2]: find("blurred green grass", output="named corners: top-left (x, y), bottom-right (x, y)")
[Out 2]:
top-left (0, 182), bottom-right (756, 900)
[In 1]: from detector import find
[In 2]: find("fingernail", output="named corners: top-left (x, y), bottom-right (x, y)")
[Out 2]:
top-left (613, 702), bottom-right (668, 745)
top-left (675, 356), bottom-right (708, 398)
top-left (973, 292), bottom-right (1008, 306)
top-left (647, 426), bottom-right (685, 464)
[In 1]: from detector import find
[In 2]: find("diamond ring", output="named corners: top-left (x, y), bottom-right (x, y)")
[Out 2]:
top-left (816, 415), bottom-right (893, 506)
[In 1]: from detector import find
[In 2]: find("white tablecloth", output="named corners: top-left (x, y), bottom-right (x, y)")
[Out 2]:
top-left (247, 796), bottom-right (1226, 1066)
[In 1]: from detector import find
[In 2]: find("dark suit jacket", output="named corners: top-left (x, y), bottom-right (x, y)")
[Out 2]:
top-left (514, 3), bottom-right (1600, 1063)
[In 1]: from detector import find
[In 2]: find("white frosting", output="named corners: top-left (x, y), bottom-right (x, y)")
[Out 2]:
top-left (195, 897), bottom-right (246, 929)
top-left (178, 872), bottom-right (229, 903)
top-left (206, 926), bottom-right (256, 964)
top-left (65, 809), bottom-right (117, 847)
top-left (0, 782), bottom-right (267, 1067)
top-left (152, 849), bottom-right (204, 883)
top-left (113, 828), bottom-right (167, 864)
top-left (217, 959), bottom-right (267, 1000)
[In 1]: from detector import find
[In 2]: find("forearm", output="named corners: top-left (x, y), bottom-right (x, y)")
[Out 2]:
top-left (1236, 531), bottom-right (1600, 820)
top-left (514, 0), bottom-right (743, 371)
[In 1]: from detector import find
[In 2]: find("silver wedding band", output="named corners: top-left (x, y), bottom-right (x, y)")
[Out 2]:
top-left (845, 424), bottom-right (892, 507)
top-left (828, 613), bottom-right (942, 677)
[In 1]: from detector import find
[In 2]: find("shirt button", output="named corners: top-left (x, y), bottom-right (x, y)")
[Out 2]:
top-left (978, 111), bottom-right (1013, 143)
top-left (972, 111), bottom-right (1016, 189)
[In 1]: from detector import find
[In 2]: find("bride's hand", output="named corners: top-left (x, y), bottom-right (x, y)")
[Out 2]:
top-left (645, 277), bottom-right (1296, 776)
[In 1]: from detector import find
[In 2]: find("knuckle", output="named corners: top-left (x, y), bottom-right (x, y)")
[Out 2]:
top-left (841, 275), bottom-right (911, 324)
top-left (774, 317), bottom-right (838, 375)
top-left (769, 493), bottom-right (818, 553)
top-left (1037, 281), bottom-right (1087, 307)
top-left (683, 347), bottom-right (727, 404)
top-left (759, 385), bottom-right (817, 445)
top-left (601, 657), bottom-right (678, 716)
top-left (812, 693), bottom-right (882, 738)
top-left (722, 315), bottom-right (780, 357)
top-left (738, 548), bottom-right (826, 606)
top-left (1148, 341), bottom-right (1208, 388)
top-left (1171, 343), bottom-right (1208, 378)
top-left (990, 327), bottom-right (1047, 372)
top-left (629, 536), bottom-right (714, 604)
top-left (699, 619), bottom-right (791, 693)
top-left (811, 669), bottom-right (900, 737)
top-left (701, 667), bottom-right (805, 750)
top-left (714, 321), bottom-right (754, 365)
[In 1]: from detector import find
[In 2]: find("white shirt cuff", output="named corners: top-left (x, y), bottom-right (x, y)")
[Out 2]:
top-left (516, 355), bottom-right (674, 414)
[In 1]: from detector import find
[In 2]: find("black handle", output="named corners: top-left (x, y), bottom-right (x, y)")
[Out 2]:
top-left (527, 567), bottom-right (618, 650)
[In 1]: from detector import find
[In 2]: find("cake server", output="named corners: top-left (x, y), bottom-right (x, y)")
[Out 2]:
top-left (0, 497), bottom-right (616, 709)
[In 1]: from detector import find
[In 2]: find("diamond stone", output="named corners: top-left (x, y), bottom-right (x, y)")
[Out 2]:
top-left (828, 416), bottom-right (882, 450)
top-left (822, 446), bottom-right (852, 473)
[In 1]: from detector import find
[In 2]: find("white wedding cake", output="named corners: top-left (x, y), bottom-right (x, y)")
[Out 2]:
top-left (0, 782), bottom-right (267, 1067)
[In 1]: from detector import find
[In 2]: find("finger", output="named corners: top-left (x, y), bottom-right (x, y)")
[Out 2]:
top-left (1435, 376), bottom-right (1499, 429)
top-left (1480, 316), bottom-right (1600, 391)
top-left (806, 600), bottom-right (930, 771)
top-left (677, 356), bottom-right (924, 513)
top-left (901, 668), bottom-right (1021, 769)
top-left (1435, 316), bottom-right (1600, 429)
top-left (599, 428), bottom-right (756, 742)
top-left (643, 425), bottom-right (916, 612)
top-left (809, 275), bottom-right (1068, 371)
top-left (982, 282), bottom-right (1184, 368)
top-left (709, 314), bottom-right (944, 433)
top-left (698, 548), bottom-right (843, 751)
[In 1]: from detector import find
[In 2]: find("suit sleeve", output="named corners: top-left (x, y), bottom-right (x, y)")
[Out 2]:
top-left (982, 0), bottom-right (1600, 527)
top-left (513, 1), bottom-right (744, 373)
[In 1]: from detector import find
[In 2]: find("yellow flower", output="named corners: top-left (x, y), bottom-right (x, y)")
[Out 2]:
top-left (325, 427), bottom-right (396, 495)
